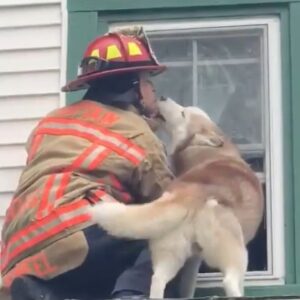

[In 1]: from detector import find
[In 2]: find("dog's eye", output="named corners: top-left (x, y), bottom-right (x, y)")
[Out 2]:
top-left (181, 111), bottom-right (185, 118)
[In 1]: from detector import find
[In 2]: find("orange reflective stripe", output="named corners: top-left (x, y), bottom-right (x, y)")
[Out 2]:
top-left (68, 143), bottom-right (99, 171)
top-left (3, 200), bottom-right (87, 253)
top-left (38, 126), bottom-right (142, 165)
top-left (87, 193), bottom-right (100, 204)
top-left (109, 174), bottom-right (132, 203)
top-left (101, 112), bottom-right (119, 126)
top-left (1, 199), bottom-right (91, 272)
top-left (87, 189), bottom-right (117, 204)
top-left (52, 101), bottom-right (119, 126)
top-left (74, 144), bottom-right (107, 170)
top-left (119, 192), bottom-right (132, 204)
top-left (3, 251), bottom-right (58, 288)
top-left (87, 148), bottom-right (111, 170)
top-left (91, 189), bottom-right (116, 202)
top-left (54, 144), bottom-right (101, 201)
top-left (5, 203), bottom-right (87, 260)
top-left (2, 116), bottom-right (145, 271)
top-left (37, 144), bottom-right (111, 217)
top-left (110, 174), bottom-right (123, 190)
top-left (3, 199), bottom-right (87, 259)
top-left (36, 117), bottom-right (145, 165)
top-left (36, 174), bottom-right (57, 219)
top-left (55, 145), bottom-right (112, 202)
top-left (37, 174), bottom-right (69, 219)
top-left (55, 172), bottom-right (71, 200)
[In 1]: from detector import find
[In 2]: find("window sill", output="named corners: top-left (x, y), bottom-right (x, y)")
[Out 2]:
top-left (195, 284), bottom-right (300, 298)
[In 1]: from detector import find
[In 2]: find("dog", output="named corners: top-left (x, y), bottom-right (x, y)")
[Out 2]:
top-left (89, 97), bottom-right (264, 298)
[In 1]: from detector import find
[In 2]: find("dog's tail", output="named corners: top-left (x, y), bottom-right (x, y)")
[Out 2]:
top-left (89, 192), bottom-right (188, 239)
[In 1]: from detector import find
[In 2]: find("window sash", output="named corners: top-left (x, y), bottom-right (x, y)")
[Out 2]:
top-left (110, 16), bottom-right (284, 285)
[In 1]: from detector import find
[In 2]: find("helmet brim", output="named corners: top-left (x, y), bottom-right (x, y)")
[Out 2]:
top-left (62, 65), bottom-right (166, 92)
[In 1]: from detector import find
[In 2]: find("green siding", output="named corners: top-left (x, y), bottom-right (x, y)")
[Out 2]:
top-left (68, 0), bottom-right (300, 12)
top-left (66, 11), bottom-right (99, 104)
top-left (97, 5), bottom-right (286, 23)
top-left (65, 0), bottom-right (300, 297)
top-left (290, 1), bottom-right (300, 284)
top-left (195, 284), bottom-right (300, 297)
top-left (280, 7), bottom-right (296, 285)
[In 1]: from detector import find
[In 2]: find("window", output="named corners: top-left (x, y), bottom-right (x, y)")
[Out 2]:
top-left (111, 17), bottom-right (284, 286)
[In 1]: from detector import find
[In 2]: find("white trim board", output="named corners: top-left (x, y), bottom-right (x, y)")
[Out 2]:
top-left (0, 0), bottom-right (60, 6)
top-left (59, 0), bottom-right (68, 107)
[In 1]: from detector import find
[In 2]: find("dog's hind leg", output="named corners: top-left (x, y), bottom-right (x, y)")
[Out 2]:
top-left (221, 234), bottom-right (248, 297)
top-left (223, 272), bottom-right (241, 297)
top-left (149, 233), bottom-right (190, 299)
top-left (223, 265), bottom-right (245, 297)
top-left (222, 229), bottom-right (248, 297)
top-left (195, 200), bottom-right (248, 297)
top-left (150, 250), bottom-right (186, 299)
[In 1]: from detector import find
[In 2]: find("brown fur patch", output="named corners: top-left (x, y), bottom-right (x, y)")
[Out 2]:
top-left (168, 108), bottom-right (264, 244)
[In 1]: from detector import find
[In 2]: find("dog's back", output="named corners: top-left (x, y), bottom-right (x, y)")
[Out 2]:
top-left (171, 152), bottom-right (264, 244)
top-left (170, 135), bottom-right (264, 243)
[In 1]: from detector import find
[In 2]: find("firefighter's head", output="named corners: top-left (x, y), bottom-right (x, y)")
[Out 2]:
top-left (62, 27), bottom-right (165, 117)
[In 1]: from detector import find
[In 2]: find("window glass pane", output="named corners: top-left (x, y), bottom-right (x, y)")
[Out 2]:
top-left (197, 32), bottom-right (261, 60)
top-left (197, 29), bottom-right (263, 145)
top-left (151, 29), bottom-right (264, 146)
top-left (198, 63), bottom-right (262, 144)
top-left (152, 66), bottom-right (193, 106)
top-left (149, 26), bottom-right (269, 274)
top-left (151, 39), bottom-right (193, 62)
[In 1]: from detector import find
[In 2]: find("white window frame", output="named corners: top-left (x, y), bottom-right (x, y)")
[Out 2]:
top-left (111, 16), bottom-right (284, 287)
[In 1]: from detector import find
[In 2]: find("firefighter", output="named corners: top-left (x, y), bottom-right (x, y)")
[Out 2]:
top-left (1, 27), bottom-right (200, 300)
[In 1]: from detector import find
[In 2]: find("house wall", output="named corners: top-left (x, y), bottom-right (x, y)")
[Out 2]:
top-left (0, 0), bottom-right (65, 232)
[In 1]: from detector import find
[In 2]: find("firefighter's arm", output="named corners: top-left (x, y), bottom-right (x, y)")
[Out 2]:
top-left (132, 133), bottom-right (174, 203)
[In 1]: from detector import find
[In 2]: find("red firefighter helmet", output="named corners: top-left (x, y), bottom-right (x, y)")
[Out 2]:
top-left (62, 31), bottom-right (166, 92)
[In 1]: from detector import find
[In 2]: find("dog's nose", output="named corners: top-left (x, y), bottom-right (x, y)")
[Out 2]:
top-left (159, 96), bottom-right (167, 101)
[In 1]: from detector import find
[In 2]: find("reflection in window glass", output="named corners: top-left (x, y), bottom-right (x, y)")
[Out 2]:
top-left (199, 63), bottom-right (262, 145)
top-left (153, 66), bottom-right (193, 106)
top-left (151, 39), bottom-right (193, 61)
top-left (151, 28), bottom-right (264, 146)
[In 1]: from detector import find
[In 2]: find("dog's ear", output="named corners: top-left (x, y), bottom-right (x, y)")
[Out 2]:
top-left (191, 132), bottom-right (224, 147)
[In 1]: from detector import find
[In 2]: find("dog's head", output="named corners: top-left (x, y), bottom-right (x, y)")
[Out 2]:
top-left (157, 97), bottom-right (224, 153)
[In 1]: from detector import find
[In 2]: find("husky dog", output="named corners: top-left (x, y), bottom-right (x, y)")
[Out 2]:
top-left (89, 97), bottom-right (264, 298)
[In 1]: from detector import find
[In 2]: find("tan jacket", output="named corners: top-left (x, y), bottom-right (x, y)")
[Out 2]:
top-left (1, 100), bottom-right (173, 283)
